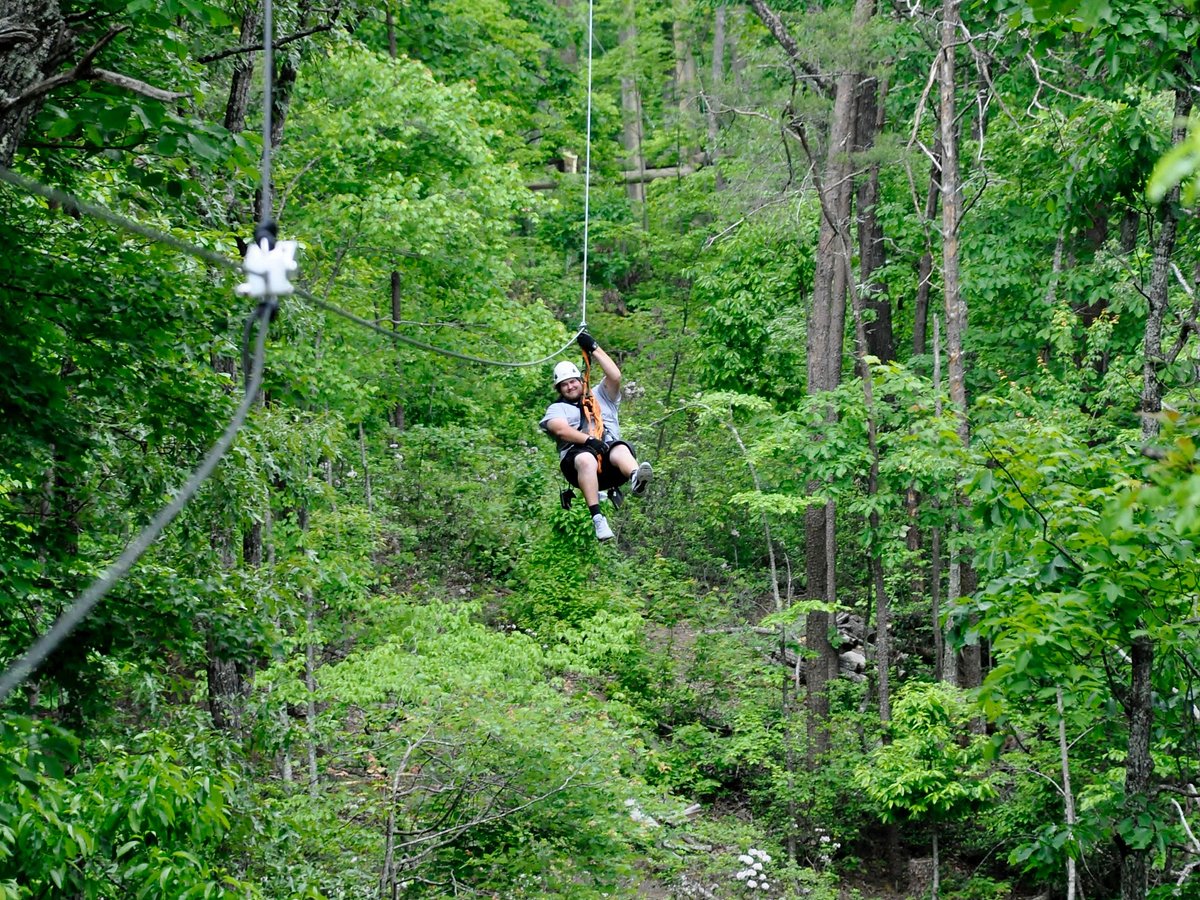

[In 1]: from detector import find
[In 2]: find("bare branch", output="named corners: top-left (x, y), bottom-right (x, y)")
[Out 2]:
top-left (393, 769), bottom-right (592, 854)
top-left (0, 18), bottom-right (37, 49)
top-left (77, 25), bottom-right (126, 70)
top-left (1162, 263), bottom-right (1200, 366)
top-left (703, 193), bottom-right (806, 250)
top-left (89, 69), bottom-right (186, 103)
top-left (1, 25), bottom-right (184, 112)
top-left (745, 0), bottom-right (833, 97)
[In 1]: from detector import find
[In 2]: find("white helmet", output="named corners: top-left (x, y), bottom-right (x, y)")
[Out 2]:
top-left (553, 360), bottom-right (582, 388)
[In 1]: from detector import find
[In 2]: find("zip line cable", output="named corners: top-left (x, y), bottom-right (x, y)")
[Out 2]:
top-left (300, 291), bottom-right (582, 366)
top-left (260, 0), bottom-right (275, 226)
top-left (0, 166), bottom-right (586, 366)
top-left (579, 0), bottom-right (595, 331)
top-left (0, 167), bottom-right (237, 271)
top-left (0, 0), bottom-right (283, 703)
top-left (0, 307), bottom-right (272, 704)
top-left (0, 0), bottom-right (601, 702)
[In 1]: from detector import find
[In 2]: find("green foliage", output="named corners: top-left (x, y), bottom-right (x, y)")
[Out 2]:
top-left (317, 593), bottom-right (649, 895)
top-left (0, 716), bottom-right (268, 899)
top-left (9, 0), bottom-right (1200, 893)
top-left (694, 218), bottom-right (811, 399)
top-left (855, 683), bottom-right (998, 826)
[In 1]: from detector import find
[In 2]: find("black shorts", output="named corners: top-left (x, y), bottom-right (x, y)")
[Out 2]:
top-left (560, 440), bottom-right (634, 491)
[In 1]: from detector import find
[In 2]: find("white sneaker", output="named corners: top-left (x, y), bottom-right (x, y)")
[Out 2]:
top-left (592, 513), bottom-right (614, 542)
top-left (630, 462), bottom-right (653, 495)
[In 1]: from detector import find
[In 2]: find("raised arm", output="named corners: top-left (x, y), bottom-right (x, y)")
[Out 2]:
top-left (579, 333), bottom-right (621, 394)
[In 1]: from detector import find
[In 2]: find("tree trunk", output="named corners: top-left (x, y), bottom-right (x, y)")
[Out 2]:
top-left (913, 140), bottom-right (942, 356)
top-left (619, 0), bottom-right (646, 204)
top-left (207, 522), bottom-right (249, 733)
top-left (390, 271), bottom-right (405, 430)
top-left (224, 2), bottom-right (263, 134)
top-left (932, 315), bottom-right (950, 685)
top-left (1058, 687), bottom-right (1078, 900)
top-left (1142, 87), bottom-right (1192, 440)
top-left (932, 828), bottom-right (941, 900)
top-left (939, 0), bottom-right (966, 450)
top-left (712, 6), bottom-right (726, 85)
top-left (1119, 634), bottom-right (1154, 900)
top-left (843, 229), bottom-right (890, 724)
top-left (804, 502), bottom-right (832, 763)
top-left (557, 0), bottom-right (578, 68)
top-left (854, 73), bottom-right (893, 362)
top-left (1120, 208), bottom-right (1140, 254)
top-left (704, 6), bottom-right (726, 190)
top-left (224, 1), bottom-right (264, 223)
top-left (385, 3), bottom-right (397, 58)
top-left (207, 353), bottom-right (250, 732)
top-left (745, 0), bottom-right (873, 762)
top-left (0, 0), bottom-right (65, 166)
top-left (359, 423), bottom-right (373, 514)
top-left (297, 501), bottom-right (320, 797)
top-left (672, 11), bottom-right (698, 119)
top-left (728, 6), bottom-right (747, 90)
top-left (269, 58), bottom-right (297, 151)
top-left (938, 0), bottom-right (982, 693)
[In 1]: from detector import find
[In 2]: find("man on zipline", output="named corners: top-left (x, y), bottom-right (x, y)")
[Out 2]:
top-left (540, 332), bottom-right (653, 542)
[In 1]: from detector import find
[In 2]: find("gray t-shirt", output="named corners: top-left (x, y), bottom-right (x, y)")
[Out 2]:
top-left (540, 378), bottom-right (622, 459)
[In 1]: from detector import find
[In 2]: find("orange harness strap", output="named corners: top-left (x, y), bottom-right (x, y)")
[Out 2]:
top-left (579, 351), bottom-right (604, 472)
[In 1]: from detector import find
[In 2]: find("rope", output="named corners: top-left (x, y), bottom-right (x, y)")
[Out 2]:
top-left (0, 166), bottom-right (585, 368)
top-left (579, 0), bottom-right (595, 331)
top-left (579, 351), bottom-right (604, 472)
top-left (0, 305), bottom-right (273, 704)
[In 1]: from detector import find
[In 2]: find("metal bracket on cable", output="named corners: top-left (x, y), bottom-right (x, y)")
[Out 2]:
top-left (237, 219), bottom-right (298, 301)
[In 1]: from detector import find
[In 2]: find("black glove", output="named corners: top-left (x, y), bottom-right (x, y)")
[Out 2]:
top-left (576, 331), bottom-right (598, 352)
top-left (582, 437), bottom-right (607, 456)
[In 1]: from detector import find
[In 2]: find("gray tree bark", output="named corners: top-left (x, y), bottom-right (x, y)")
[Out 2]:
top-left (0, 0), bottom-right (66, 165)
top-left (619, 0), bottom-right (646, 203)
top-left (854, 74), bottom-right (893, 362)
top-left (1119, 635), bottom-right (1154, 900)
top-left (913, 139), bottom-right (942, 356)
top-left (1141, 88), bottom-right (1192, 440)
top-left (938, 0), bottom-right (982, 693)
top-left (223, 2), bottom-right (263, 134)
top-left (207, 352), bottom-right (251, 732)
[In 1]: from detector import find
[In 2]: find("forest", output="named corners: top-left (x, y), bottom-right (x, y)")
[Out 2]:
top-left (3, 0), bottom-right (1200, 897)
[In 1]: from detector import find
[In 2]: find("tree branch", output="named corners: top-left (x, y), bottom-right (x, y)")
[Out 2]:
top-left (0, 18), bottom-right (37, 49)
top-left (745, 0), bottom-right (833, 98)
top-left (0, 26), bottom-right (185, 112)
top-left (976, 437), bottom-right (1085, 573)
top-left (89, 69), bottom-right (186, 103)
top-left (197, 24), bottom-right (336, 64)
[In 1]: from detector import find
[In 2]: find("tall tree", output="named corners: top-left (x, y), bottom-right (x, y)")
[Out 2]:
top-left (749, 0), bottom-right (875, 759)
top-left (937, 0), bottom-right (981, 691)
top-left (619, 0), bottom-right (646, 203)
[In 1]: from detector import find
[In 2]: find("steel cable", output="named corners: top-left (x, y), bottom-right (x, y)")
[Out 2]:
top-left (0, 306), bottom-right (273, 703)
top-left (0, 167), bottom-right (584, 367)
